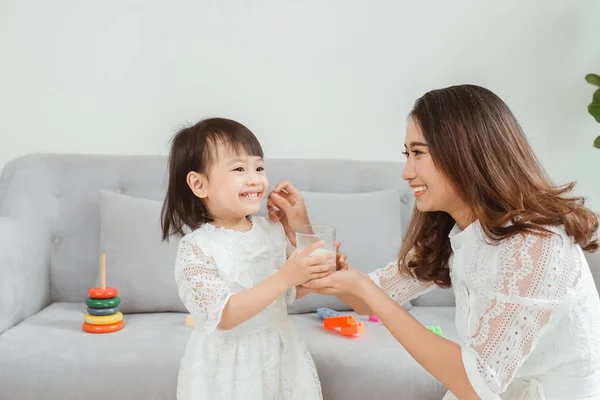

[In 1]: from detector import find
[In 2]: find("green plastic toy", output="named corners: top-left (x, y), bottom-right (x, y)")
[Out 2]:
top-left (427, 325), bottom-right (443, 337)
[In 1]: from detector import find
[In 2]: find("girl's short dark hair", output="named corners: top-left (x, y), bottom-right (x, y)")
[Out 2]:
top-left (160, 117), bottom-right (263, 240)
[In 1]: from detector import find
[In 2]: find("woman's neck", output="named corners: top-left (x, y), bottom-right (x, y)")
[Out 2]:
top-left (448, 203), bottom-right (476, 230)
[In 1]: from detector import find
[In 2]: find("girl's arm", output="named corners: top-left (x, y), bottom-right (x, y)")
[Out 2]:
top-left (295, 285), bottom-right (312, 299)
top-left (175, 235), bottom-right (334, 332)
top-left (217, 273), bottom-right (289, 330)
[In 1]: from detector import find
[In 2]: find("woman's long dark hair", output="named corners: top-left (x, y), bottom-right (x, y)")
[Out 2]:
top-left (398, 84), bottom-right (598, 287)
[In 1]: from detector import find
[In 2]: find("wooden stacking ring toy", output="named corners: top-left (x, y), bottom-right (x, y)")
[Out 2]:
top-left (84, 312), bottom-right (123, 325)
top-left (87, 306), bottom-right (120, 316)
top-left (82, 321), bottom-right (124, 334)
top-left (88, 286), bottom-right (118, 298)
top-left (86, 296), bottom-right (121, 308)
top-left (82, 254), bottom-right (124, 334)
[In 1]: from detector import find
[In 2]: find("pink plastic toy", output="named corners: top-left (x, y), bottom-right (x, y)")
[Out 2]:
top-left (368, 314), bottom-right (380, 323)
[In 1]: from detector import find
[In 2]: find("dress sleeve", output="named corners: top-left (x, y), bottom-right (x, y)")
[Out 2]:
top-left (368, 260), bottom-right (436, 306)
top-left (460, 231), bottom-right (578, 398)
top-left (174, 234), bottom-right (233, 334)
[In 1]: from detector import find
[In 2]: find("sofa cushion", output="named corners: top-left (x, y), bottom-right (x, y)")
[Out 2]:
top-left (410, 287), bottom-right (456, 307)
top-left (99, 190), bottom-right (185, 313)
top-left (293, 307), bottom-right (455, 400)
top-left (0, 302), bottom-right (187, 400)
top-left (0, 302), bottom-right (454, 400)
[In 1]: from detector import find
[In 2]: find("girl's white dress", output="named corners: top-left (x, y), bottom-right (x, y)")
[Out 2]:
top-left (370, 220), bottom-right (600, 400)
top-left (174, 216), bottom-right (322, 400)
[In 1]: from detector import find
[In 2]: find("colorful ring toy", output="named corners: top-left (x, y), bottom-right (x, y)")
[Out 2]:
top-left (84, 312), bottom-right (123, 325)
top-left (88, 286), bottom-right (118, 299)
top-left (87, 306), bottom-right (119, 316)
top-left (82, 320), bottom-right (124, 334)
top-left (85, 296), bottom-right (120, 308)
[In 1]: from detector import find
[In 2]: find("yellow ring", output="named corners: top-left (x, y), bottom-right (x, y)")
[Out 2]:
top-left (84, 312), bottom-right (123, 325)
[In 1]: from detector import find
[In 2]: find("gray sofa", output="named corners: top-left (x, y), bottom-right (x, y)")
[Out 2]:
top-left (1, 154), bottom-right (598, 400)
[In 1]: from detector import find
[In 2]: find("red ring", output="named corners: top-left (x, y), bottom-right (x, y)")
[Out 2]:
top-left (88, 287), bottom-right (119, 299)
top-left (82, 320), bottom-right (124, 334)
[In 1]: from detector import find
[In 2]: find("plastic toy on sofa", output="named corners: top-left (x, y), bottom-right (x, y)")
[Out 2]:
top-left (82, 254), bottom-right (124, 333)
top-left (323, 315), bottom-right (366, 336)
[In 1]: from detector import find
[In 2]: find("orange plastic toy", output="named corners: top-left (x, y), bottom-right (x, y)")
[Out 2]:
top-left (323, 315), bottom-right (365, 337)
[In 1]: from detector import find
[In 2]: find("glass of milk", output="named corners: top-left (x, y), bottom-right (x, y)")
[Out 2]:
top-left (295, 224), bottom-right (336, 272)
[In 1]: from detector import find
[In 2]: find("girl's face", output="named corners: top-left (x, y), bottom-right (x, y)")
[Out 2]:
top-left (188, 142), bottom-right (268, 228)
top-left (402, 117), bottom-right (472, 227)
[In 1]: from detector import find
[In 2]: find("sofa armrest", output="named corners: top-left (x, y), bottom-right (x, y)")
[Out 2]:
top-left (0, 217), bottom-right (51, 334)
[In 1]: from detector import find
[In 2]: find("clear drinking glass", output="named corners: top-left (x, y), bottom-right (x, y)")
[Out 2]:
top-left (295, 224), bottom-right (336, 272)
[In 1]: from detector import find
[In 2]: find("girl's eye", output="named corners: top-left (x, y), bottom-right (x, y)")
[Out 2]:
top-left (257, 166), bottom-right (265, 172)
top-left (233, 167), bottom-right (244, 172)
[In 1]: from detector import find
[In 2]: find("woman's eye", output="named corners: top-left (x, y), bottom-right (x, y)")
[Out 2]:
top-left (401, 151), bottom-right (409, 158)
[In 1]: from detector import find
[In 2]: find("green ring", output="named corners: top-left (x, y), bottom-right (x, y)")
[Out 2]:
top-left (86, 296), bottom-right (121, 308)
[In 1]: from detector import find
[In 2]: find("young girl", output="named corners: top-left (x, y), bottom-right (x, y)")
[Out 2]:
top-left (269, 85), bottom-right (600, 399)
top-left (160, 117), bottom-right (334, 400)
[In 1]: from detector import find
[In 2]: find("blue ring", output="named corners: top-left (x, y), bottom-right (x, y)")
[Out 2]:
top-left (87, 305), bottom-right (120, 316)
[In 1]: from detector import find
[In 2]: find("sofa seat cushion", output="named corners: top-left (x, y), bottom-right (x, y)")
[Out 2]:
top-left (0, 302), bottom-right (188, 400)
top-left (293, 307), bottom-right (456, 400)
top-left (0, 303), bottom-right (456, 400)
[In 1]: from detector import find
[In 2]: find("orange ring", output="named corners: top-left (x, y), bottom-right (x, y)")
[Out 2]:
top-left (88, 286), bottom-right (118, 299)
top-left (82, 320), bottom-right (124, 334)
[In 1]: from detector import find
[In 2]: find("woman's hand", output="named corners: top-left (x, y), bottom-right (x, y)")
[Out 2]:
top-left (303, 265), bottom-right (373, 297)
top-left (267, 181), bottom-right (310, 245)
top-left (335, 240), bottom-right (348, 271)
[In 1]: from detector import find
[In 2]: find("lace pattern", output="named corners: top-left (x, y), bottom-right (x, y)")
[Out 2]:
top-left (174, 217), bottom-right (322, 400)
top-left (369, 260), bottom-right (436, 305)
top-left (450, 223), bottom-right (600, 398)
top-left (174, 235), bottom-right (232, 334)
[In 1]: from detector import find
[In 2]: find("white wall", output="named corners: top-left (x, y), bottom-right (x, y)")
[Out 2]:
top-left (1, 0), bottom-right (599, 210)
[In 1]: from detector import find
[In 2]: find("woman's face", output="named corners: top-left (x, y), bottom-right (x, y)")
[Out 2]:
top-left (402, 117), bottom-right (471, 226)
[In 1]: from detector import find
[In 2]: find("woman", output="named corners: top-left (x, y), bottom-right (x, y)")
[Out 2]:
top-left (268, 84), bottom-right (600, 399)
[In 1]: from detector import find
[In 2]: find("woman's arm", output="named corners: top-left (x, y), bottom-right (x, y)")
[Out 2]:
top-left (307, 271), bottom-right (479, 399)
top-left (358, 280), bottom-right (479, 400)
top-left (308, 230), bottom-right (575, 399)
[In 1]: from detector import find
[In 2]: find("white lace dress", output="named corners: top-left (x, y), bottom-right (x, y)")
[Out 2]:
top-left (174, 216), bottom-right (322, 400)
top-left (369, 220), bottom-right (600, 400)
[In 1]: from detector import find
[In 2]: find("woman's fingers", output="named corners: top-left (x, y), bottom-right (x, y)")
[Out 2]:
top-left (273, 181), bottom-right (301, 197)
top-left (304, 274), bottom-right (334, 289)
top-left (269, 192), bottom-right (294, 215)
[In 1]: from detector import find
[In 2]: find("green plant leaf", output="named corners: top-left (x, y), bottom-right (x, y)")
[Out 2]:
top-left (589, 102), bottom-right (600, 123)
top-left (590, 89), bottom-right (600, 122)
top-left (595, 135), bottom-right (600, 149)
top-left (586, 74), bottom-right (600, 87)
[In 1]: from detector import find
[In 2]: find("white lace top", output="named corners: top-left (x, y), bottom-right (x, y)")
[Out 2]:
top-left (370, 220), bottom-right (600, 400)
top-left (174, 216), bottom-right (322, 400)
